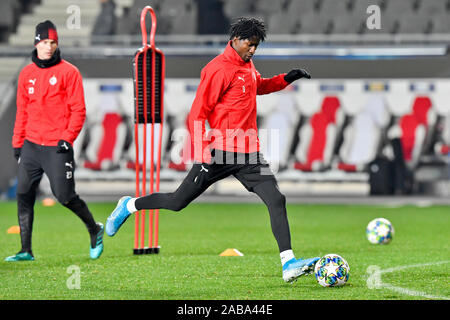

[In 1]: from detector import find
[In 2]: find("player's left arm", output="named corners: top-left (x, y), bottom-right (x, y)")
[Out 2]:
top-left (256, 68), bottom-right (311, 95)
top-left (61, 67), bottom-right (86, 145)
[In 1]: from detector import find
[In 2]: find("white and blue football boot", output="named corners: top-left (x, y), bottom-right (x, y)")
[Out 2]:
top-left (106, 196), bottom-right (132, 237)
top-left (282, 257), bottom-right (320, 283)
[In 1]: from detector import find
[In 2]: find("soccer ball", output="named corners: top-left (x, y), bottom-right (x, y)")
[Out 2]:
top-left (366, 218), bottom-right (394, 244)
top-left (314, 254), bottom-right (350, 287)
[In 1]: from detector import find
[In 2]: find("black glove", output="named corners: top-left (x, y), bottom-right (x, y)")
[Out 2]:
top-left (284, 68), bottom-right (311, 83)
top-left (14, 148), bottom-right (21, 162)
top-left (57, 140), bottom-right (72, 153)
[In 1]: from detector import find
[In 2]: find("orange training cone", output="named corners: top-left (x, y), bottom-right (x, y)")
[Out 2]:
top-left (7, 226), bottom-right (20, 234)
top-left (42, 197), bottom-right (56, 206)
top-left (219, 248), bottom-right (244, 256)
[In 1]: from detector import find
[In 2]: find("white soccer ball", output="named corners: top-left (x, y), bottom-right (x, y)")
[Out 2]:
top-left (366, 218), bottom-right (394, 244)
top-left (314, 254), bottom-right (350, 287)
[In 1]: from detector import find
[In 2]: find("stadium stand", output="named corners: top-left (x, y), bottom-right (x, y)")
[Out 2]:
top-left (9, 0), bottom-right (98, 46)
top-left (1, 0), bottom-right (449, 198)
top-left (7, 0), bottom-right (134, 45)
top-left (2, 0), bottom-right (449, 42)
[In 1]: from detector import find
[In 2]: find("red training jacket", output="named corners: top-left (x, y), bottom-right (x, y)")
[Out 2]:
top-left (187, 41), bottom-right (289, 163)
top-left (12, 59), bottom-right (86, 148)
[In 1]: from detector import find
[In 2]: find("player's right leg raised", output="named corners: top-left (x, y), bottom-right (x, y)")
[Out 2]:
top-left (106, 164), bottom-right (214, 236)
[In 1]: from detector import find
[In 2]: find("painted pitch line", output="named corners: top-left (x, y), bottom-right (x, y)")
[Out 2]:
top-left (367, 260), bottom-right (450, 300)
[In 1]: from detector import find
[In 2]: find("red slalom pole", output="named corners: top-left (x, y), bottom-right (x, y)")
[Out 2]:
top-left (133, 57), bottom-right (140, 253)
top-left (154, 49), bottom-right (165, 249)
top-left (141, 6), bottom-right (156, 252)
top-left (133, 5), bottom-right (164, 254)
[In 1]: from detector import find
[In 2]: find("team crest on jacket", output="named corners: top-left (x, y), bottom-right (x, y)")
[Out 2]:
top-left (49, 75), bottom-right (57, 85)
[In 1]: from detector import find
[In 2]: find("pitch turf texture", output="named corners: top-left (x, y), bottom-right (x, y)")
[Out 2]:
top-left (0, 201), bottom-right (448, 300)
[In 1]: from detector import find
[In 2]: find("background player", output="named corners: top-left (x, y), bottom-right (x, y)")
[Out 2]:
top-left (6, 20), bottom-right (104, 261)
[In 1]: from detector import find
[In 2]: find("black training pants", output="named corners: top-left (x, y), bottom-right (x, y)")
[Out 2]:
top-left (16, 140), bottom-right (97, 253)
top-left (135, 151), bottom-right (292, 252)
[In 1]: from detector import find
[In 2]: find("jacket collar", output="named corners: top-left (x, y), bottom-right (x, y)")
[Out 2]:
top-left (223, 41), bottom-right (248, 66)
top-left (32, 48), bottom-right (62, 68)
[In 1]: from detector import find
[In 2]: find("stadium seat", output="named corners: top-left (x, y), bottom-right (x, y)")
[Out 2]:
top-left (122, 0), bottom-right (172, 35)
top-left (282, 0), bottom-right (319, 33)
top-left (84, 113), bottom-right (128, 170)
top-left (83, 84), bottom-right (128, 171)
top-left (430, 13), bottom-right (450, 33)
top-left (336, 95), bottom-right (390, 172)
top-left (72, 125), bottom-right (88, 165)
top-left (330, 12), bottom-right (365, 34)
top-left (413, 96), bottom-right (437, 152)
top-left (0, 0), bottom-right (19, 42)
top-left (354, 0), bottom-right (405, 34)
top-left (164, 81), bottom-right (197, 171)
top-left (350, 0), bottom-right (383, 16)
top-left (397, 113), bottom-right (425, 165)
top-left (434, 113), bottom-right (450, 155)
top-left (254, 0), bottom-right (284, 20)
top-left (318, 0), bottom-right (352, 15)
top-left (159, 0), bottom-right (193, 15)
top-left (397, 12), bottom-right (432, 34)
top-left (170, 1), bottom-right (198, 35)
top-left (418, 0), bottom-right (449, 15)
top-left (382, 0), bottom-right (417, 14)
top-left (389, 96), bottom-right (436, 168)
top-left (267, 12), bottom-right (293, 34)
top-left (294, 0), bottom-right (353, 34)
top-left (259, 87), bottom-right (299, 170)
top-left (431, 89), bottom-right (450, 156)
top-left (294, 96), bottom-right (343, 171)
top-left (380, 1), bottom-right (432, 34)
top-left (166, 116), bottom-right (192, 171)
top-left (298, 12), bottom-right (331, 34)
top-left (287, 0), bottom-right (319, 14)
top-left (223, 0), bottom-right (254, 20)
top-left (196, 0), bottom-right (229, 34)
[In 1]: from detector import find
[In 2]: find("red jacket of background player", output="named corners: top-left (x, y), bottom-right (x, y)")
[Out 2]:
top-left (12, 59), bottom-right (86, 148)
top-left (188, 41), bottom-right (289, 163)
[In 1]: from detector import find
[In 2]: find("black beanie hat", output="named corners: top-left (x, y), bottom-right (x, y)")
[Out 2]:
top-left (34, 20), bottom-right (58, 45)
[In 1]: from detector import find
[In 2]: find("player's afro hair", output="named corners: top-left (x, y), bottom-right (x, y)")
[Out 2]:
top-left (229, 17), bottom-right (266, 42)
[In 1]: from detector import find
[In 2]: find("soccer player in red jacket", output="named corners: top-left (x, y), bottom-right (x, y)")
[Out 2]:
top-left (106, 17), bottom-right (319, 282)
top-left (6, 21), bottom-right (104, 261)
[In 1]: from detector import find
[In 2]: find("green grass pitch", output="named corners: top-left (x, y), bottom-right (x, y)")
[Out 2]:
top-left (0, 200), bottom-right (448, 300)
